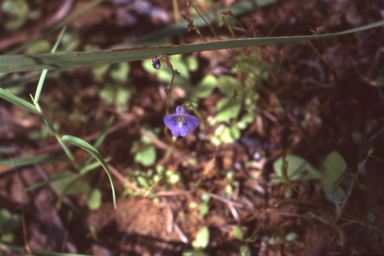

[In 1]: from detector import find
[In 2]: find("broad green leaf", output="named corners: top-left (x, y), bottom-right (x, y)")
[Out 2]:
top-left (320, 151), bottom-right (346, 186)
top-left (62, 135), bottom-right (116, 209)
top-left (192, 226), bottom-right (210, 249)
top-left (2, 0), bottom-right (29, 17)
top-left (0, 88), bottom-right (39, 114)
top-left (233, 226), bottom-right (243, 240)
top-left (1, 233), bottom-right (14, 243)
top-left (92, 63), bottom-right (110, 80)
top-left (215, 98), bottom-right (242, 123)
top-left (0, 156), bottom-right (69, 167)
top-left (219, 125), bottom-right (240, 143)
top-left (190, 75), bottom-right (217, 98)
top-left (2, 19), bottom-right (384, 73)
top-left (218, 75), bottom-right (243, 96)
top-left (0, 209), bottom-right (11, 228)
top-left (240, 246), bottom-right (251, 256)
top-left (115, 87), bottom-right (130, 113)
top-left (87, 188), bottom-right (102, 210)
top-left (110, 62), bottom-right (130, 82)
top-left (185, 55), bottom-right (199, 71)
top-left (199, 203), bottom-right (209, 216)
top-left (137, 176), bottom-right (150, 189)
top-left (323, 185), bottom-right (345, 204)
top-left (0, 209), bottom-right (20, 231)
top-left (273, 155), bottom-right (321, 180)
top-left (134, 146), bottom-right (156, 167)
top-left (285, 232), bottom-right (298, 242)
top-left (5, 19), bottom-right (25, 30)
top-left (28, 40), bottom-right (51, 54)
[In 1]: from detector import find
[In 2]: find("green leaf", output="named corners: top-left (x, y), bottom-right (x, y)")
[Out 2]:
top-left (0, 88), bottom-right (39, 115)
top-left (92, 63), bottom-right (110, 80)
top-left (233, 226), bottom-right (243, 240)
top-left (215, 98), bottom-right (242, 123)
top-left (199, 204), bottom-right (209, 217)
top-left (185, 55), bottom-right (199, 71)
top-left (110, 62), bottom-right (130, 82)
top-left (273, 155), bottom-right (321, 181)
top-left (320, 151), bottom-right (346, 186)
top-left (2, 20), bottom-right (384, 73)
top-left (99, 84), bottom-right (115, 105)
top-left (5, 19), bottom-right (25, 30)
top-left (134, 146), bottom-right (156, 167)
top-left (2, 0), bottom-right (29, 17)
top-left (285, 232), bottom-right (298, 242)
top-left (240, 246), bottom-right (251, 256)
top-left (137, 176), bottom-right (150, 189)
top-left (0, 209), bottom-right (20, 231)
top-left (323, 185), bottom-right (345, 204)
top-left (62, 135), bottom-right (116, 209)
top-left (87, 188), bottom-right (102, 210)
top-left (218, 75), bottom-right (243, 96)
top-left (1, 233), bottom-right (14, 243)
top-left (190, 75), bottom-right (217, 98)
top-left (192, 226), bottom-right (210, 249)
top-left (115, 87), bottom-right (130, 113)
top-left (219, 125), bottom-right (240, 143)
top-left (28, 40), bottom-right (51, 54)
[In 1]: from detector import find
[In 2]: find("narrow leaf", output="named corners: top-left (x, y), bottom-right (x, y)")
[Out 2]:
top-left (61, 135), bottom-right (116, 209)
top-left (1, 20), bottom-right (383, 73)
top-left (0, 156), bottom-right (69, 167)
top-left (0, 88), bottom-right (39, 114)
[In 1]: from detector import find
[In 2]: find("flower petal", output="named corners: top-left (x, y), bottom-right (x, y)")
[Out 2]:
top-left (176, 106), bottom-right (185, 115)
top-left (163, 114), bottom-right (178, 130)
top-left (180, 125), bottom-right (190, 137)
top-left (171, 125), bottom-right (181, 136)
top-left (185, 114), bottom-right (200, 131)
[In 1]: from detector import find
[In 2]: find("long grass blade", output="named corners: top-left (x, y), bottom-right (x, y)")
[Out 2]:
top-left (0, 88), bottom-right (39, 114)
top-left (0, 156), bottom-right (70, 167)
top-left (62, 135), bottom-right (117, 209)
top-left (1, 19), bottom-right (383, 74)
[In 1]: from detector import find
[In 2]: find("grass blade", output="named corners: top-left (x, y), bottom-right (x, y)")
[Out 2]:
top-left (0, 156), bottom-right (70, 167)
top-left (0, 88), bottom-right (38, 114)
top-left (34, 26), bottom-right (66, 103)
top-left (83, 116), bottom-right (114, 167)
top-left (0, 19), bottom-right (383, 74)
top-left (62, 135), bottom-right (116, 209)
top-left (23, 171), bottom-right (74, 192)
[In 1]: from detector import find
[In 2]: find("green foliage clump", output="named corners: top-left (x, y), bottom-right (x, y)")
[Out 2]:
top-left (272, 151), bottom-right (347, 203)
top-left (0, 209), bottom-right (21, 243)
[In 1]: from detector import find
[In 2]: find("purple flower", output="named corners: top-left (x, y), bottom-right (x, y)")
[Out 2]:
top-left (163, 106), bottom-right (200, 137)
